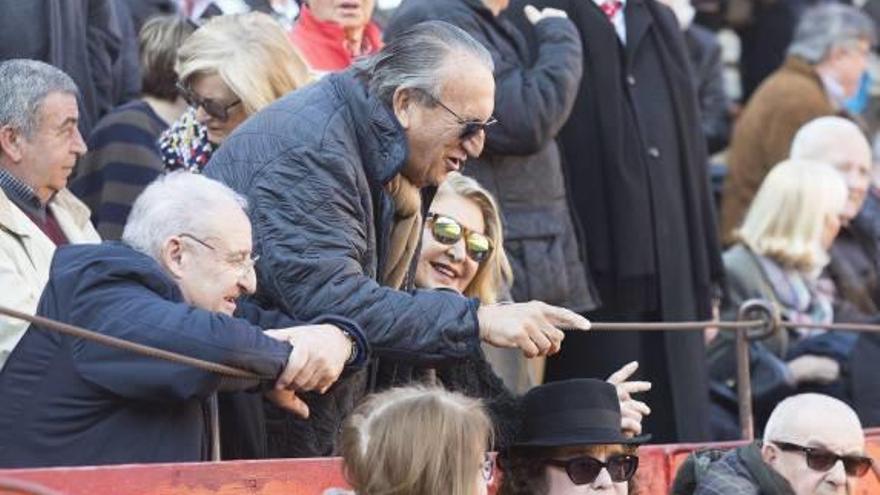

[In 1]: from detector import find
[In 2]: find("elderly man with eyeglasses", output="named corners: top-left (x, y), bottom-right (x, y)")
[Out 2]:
top-left (679, 393), bottom-right (874, 495)
top-left (205, 20), bottom-right (591, 458)
top-left (0, 172), bottom-right (368, 468)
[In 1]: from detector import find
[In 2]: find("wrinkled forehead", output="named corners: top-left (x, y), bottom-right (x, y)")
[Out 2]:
top-left (436, 53), bottom-right (495, 118)
top-left (201, 204), bottom-right (253, 250)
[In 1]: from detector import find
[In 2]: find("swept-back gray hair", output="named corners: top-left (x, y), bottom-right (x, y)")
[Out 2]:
top-left (788, 3), bottom-right (876, 64)
top-left (353, 20), bottom-right (494, 106)
top-left (122, 172), bottom-right (248, 260)
top-left (0, 59), bottom-right (79, 137)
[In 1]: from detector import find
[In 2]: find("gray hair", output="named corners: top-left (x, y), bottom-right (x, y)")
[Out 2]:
top-left (122, 172), bottom-right (248, 260)
top-left (353, 20), bottom-right (494, 107)
top-left (0, 59), bottom-right (79, 137)
top-left (788, 3), bottom-right (876, 64)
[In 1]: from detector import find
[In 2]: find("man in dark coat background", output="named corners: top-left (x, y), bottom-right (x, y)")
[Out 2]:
top-left (508, 0), bottom-right (724, 442)
top-left (0, 0), bottom-right (124, 135)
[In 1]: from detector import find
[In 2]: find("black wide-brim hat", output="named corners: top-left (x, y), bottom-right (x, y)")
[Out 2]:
top-left (511, 378), bottom-right (651, 448)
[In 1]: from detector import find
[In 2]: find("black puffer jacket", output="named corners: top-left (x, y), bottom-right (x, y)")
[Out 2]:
top-left (206, 70), bottom-right (482, 457)
top-left (386, 0), bottom-right (598, 312)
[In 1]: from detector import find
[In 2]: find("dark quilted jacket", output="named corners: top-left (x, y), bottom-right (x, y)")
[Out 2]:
top-left (205, 69), bottom-right (483, 457)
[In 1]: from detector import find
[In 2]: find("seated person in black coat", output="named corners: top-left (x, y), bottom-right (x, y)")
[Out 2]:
top-left (0, 172), bottom-right (367, 468)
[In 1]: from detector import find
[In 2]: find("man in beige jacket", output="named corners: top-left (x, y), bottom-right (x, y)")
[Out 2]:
top-left (0, 59), bottom-right (100, 369)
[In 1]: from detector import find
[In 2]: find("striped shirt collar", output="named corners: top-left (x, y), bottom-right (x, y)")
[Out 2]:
top-left (0, 168), bottom-right (46, 220)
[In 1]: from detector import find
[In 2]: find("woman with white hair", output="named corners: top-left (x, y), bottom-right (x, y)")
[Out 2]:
top-left (159, 11), bottom-right (311, 172)
top-left (708, 159), bottom-right (851, 438)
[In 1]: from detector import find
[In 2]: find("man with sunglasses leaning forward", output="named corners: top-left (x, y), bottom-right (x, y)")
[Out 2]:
top-left (205, 20), bottom-right (590, 458)
top-left (684, 393), bottom-right (873, 495)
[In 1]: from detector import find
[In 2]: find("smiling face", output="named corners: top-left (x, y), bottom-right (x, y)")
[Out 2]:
top-left (1, 91), bottom-right (86, 204)
top-left (162, 204), bottom-right (257, 316)
top-left (308, 0), bottom-right (376, 29)
top-left (189, 73), bottom-right (248, 145)
top-left (415, 190), bottom-right (485, 294)
top-left (394, 54), bottom-right (495, 188)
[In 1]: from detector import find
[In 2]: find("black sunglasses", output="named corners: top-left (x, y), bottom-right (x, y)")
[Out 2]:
top-left (545, 454), bottom-right (639, 485)
top-left (176, 82), bottom-right (242, 122)
top-left (426, 212), bottom-right (493, 263)
top-left (771, 441), bottom-right (873, 477)
top-left (424, 92), bottom-right (498, 141)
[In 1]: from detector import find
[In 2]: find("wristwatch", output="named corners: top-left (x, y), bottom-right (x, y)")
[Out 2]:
top-left (342, 330), bottom-right (357, 365)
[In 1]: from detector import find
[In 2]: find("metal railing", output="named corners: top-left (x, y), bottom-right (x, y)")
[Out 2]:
top-left (0, 299), bottom-right (876, 454)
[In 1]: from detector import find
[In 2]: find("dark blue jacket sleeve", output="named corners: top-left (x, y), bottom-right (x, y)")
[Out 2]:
top-left (63, 277), bottom-right (293, 403)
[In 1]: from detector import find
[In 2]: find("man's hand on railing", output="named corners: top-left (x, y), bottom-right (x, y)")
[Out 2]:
top-left (607, 361), bottom-right (652, 437)
top-left (265, 324), bottom-right (352, 393)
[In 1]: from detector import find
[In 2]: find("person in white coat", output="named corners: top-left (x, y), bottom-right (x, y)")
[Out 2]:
top-left (0, 59), bottom-right (100, 369)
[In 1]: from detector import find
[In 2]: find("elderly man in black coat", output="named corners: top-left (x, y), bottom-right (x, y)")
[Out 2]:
top-left (206, 21), bottom-right (590, 457)
top-left (507, 0), bottom-right (724, 442)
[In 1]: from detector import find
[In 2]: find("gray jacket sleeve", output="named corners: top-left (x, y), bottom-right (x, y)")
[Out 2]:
top-left (250, 149), bottom-right (481, 363)
top-left (480, 17), bottom-right (584, 156)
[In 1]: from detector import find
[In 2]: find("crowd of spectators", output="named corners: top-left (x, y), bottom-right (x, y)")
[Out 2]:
top-left (2, 0), bottom-right (880, 493)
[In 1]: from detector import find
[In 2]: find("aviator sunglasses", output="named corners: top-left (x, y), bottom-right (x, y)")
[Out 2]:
top-left (545, 454), bottom-right (639, 485)
top-left (426, 212), bottom-right (493, 263)
top-left (176, 82), bottom-right (242, 122)
top-left (771, 441), bottom-right (873, 477)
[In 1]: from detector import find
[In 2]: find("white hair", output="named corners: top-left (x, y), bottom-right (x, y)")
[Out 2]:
top-left (790, 116), bottom-right (872, 165)
top-left (763, 393), bottom-right (862, 444)
top-left (122, 172), bottom-right (248, 260)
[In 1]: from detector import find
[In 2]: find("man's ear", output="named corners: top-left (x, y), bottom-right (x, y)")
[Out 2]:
top-left (392, 87), bottom-right (415, 130)
top-left (161, 237), bottom-right (186, 279)
top-left (761, 442), bottom-right (778, 465)
top-left (0, 125), bottom-right (24, 163)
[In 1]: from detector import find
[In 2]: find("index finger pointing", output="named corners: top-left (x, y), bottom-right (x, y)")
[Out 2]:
top-left (543, 305), bottom-right (591, 330)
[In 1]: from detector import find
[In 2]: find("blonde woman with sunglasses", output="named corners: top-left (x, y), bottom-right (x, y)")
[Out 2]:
top-left (407, 173), bottom-right (650, 450)
top-left (159, 12), bottom-right (310, 173)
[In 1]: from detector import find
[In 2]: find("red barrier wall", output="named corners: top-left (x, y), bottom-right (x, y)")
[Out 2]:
top-left (2, 432), bottom-right (880, 495)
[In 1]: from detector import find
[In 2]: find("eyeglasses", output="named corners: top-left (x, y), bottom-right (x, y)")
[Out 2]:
top-left (176, 82), bottom-right (242, 122)
top-left (545, 454), bottom-right (639, 485)
top-left (426, 212), bottom-right (493, 263)
top-left (481, 453), bottom-right (495, 483)
top-left (423, 92), bottom-right (498, 141)
top-left (178, 233), bottom-right (260, 277)
top-left (771, 441), bottom-right (873, 477)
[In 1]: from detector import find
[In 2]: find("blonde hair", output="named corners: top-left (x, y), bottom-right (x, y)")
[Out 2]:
top-left (176, 12), bottom-right (311, 115)
top-left (437, 173), bottom-right (514, 303)
top-left (736, 159), bottom-right (848, 274)
top-left (339, 386), bottom-right (493, 495)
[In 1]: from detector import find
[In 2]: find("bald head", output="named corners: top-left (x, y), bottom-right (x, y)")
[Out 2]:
top-left (790, 117), bottom-right (872, 221)
top-left (762, 394), bottom-right (866, 495)
top-left (764, 393), bottom-right (863, 447)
